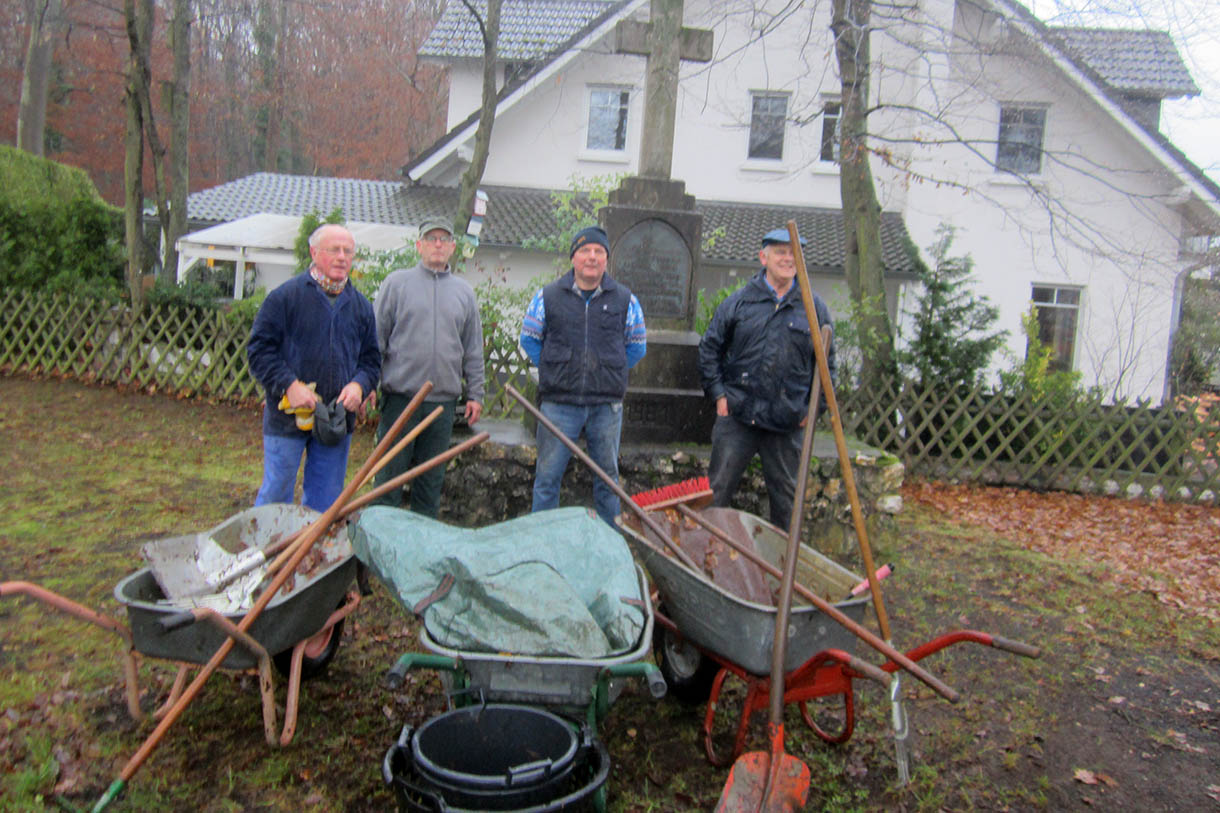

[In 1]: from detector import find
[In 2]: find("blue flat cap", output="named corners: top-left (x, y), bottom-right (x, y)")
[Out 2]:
top-left (761, 227), bottom-right (808, 247)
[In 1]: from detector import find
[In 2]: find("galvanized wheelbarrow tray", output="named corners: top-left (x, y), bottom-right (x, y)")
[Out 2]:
top-left (618, 505), bottom-right (1041, 766)
top-left (119, 504), bottom-right (357, 672)
top-left (1, 504), bottom-right (360, 747)
top-left (387, 563), bottom-right (666, 724)
top-left (618, 506), bottom-right (872, 676)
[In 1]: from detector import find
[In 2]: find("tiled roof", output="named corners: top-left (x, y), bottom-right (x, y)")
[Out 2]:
top-left (185, 173), bottom-right (425, 226)
top-left (1052, 27), bottom-right (1199, 98)
top-left (419, 0), bottom-right (622, 61)
top-left (183, 173), bottom-right (918, 275)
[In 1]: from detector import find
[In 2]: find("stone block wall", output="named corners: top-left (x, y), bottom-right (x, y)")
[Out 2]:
top-left (424, 419), bottom-right (904, 562)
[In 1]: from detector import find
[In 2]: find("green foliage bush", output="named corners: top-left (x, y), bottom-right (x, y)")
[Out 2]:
top-left (0, 196), bottom-right (125, 300)
top-left (0, 146), bottom-right (124, 298)
top-left (897, 225), bottom-right (1006, 390)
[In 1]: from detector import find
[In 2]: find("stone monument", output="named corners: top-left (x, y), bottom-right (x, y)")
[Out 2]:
top-left (603, 0), bottom-right (714, 444)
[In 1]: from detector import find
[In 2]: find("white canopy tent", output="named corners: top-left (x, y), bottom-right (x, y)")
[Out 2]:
top-left (175, 213), bottom-right (416, 299)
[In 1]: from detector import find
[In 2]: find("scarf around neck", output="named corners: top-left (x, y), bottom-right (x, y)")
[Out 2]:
top-left (310, 265), bottom-right (347, 295)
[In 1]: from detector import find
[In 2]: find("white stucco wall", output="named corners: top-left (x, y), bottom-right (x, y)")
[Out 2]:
top-left (427, 0), bottom-right (1215, 403)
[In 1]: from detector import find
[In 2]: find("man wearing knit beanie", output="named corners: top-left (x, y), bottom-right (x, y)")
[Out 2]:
top-left (520, 225), bottom-right (647, 525)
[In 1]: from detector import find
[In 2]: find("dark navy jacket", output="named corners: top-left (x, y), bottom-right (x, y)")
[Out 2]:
top-left (538, 271), bottom-right (633, 405)
top-left (247, 273), bottom-right (380, 437)
top-left (697, 269), bottom-right (836, 433)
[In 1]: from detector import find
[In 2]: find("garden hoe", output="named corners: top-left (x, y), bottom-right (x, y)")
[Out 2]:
top-left (785, 219), bottom-right (912, 783)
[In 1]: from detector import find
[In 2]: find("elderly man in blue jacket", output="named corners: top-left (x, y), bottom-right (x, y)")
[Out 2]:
top-left (247, 224), bottom-right (381, 512)
top-left (697, 227), bottom-right (836, 532)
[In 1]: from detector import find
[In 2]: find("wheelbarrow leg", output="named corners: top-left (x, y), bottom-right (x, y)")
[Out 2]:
top-left (154, 666), bottom-right (192, 720)
top-left (173, 609), bottom-right (279, 745)
top-left (280, 590), bottom-right (361, 745)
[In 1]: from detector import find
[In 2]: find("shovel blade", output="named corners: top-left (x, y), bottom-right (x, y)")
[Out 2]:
top-left (715, 727), bottom-right (810, 813)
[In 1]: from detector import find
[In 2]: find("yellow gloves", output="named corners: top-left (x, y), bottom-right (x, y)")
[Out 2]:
top-left (278, 382), bottom-right (317, 431)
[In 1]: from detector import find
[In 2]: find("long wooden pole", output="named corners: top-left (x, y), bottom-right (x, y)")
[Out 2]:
top-left (786, 219), bottom-right (914, 781)
top-left (786, 220), bottom-right (892, 638)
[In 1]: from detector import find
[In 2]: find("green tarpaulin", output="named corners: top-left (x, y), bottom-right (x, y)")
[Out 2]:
top-left (350, 507), bottom-right (645, 658)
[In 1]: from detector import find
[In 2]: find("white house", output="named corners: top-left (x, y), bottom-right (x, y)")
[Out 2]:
top-left (403, 0), bottom-right (1220, 403)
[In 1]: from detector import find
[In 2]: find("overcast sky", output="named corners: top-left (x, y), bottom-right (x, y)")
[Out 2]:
top-left (1031, 0), bottom-right (1220, 185)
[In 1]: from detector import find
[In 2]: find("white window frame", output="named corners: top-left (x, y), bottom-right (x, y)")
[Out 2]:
top-left (819, 99), bottom-right (842, 164)
top-left (582, 85), bottom-right (633, 162)
top-left (746, 91), bottom-right (789, 162)
top-left (996, 104), bottom-right (1048, 175)
top-left (1030, 284), bottom-right (1081, 372)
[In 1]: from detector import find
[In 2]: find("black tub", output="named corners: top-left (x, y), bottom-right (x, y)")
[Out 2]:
top-left (383, 707), bottom-right (610, 812)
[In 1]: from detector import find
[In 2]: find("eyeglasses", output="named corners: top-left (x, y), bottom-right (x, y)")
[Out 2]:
top-left (421, 235), bottom-right (455, 245)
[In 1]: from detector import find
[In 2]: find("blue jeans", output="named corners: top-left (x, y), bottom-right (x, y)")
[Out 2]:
top-left (532, 400), bottom-right (623, 526)
top-left (255, 432), bottom-right (352, 513)
top-left (708, 415), bottom-right (801, 532)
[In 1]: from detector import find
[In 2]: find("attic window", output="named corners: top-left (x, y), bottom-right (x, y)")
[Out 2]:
top-left (748, 92), bottom-right (788, 160)
top-left (587, 87), bottom-right (630, 152)
top-left (996, 105), bottom-right (1047, 175)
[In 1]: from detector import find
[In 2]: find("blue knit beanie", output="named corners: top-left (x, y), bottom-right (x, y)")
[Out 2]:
top-left (570, 226), bottom-right (610, 258)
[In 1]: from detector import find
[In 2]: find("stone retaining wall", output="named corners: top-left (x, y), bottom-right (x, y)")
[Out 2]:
top-left (421, 419), bottom-right (904, 562)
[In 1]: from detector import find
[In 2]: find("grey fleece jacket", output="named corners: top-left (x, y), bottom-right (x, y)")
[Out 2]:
top-left (375, 262), bottom-right (485, 402)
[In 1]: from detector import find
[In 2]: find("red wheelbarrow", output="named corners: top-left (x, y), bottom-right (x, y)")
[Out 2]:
top-left (618, 506), bottom-right (1041, 767)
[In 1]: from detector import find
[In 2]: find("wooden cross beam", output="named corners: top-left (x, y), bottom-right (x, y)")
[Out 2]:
top-left (614, 0), bottom-right (713, 180)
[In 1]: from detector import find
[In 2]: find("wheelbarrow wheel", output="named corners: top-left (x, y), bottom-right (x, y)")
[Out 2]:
top-left (273, 616), bottom-right (344, 681)
top-left (653, 609), bottom-right (718, 704)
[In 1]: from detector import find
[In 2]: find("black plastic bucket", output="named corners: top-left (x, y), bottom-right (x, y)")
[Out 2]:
top-left (413, 704), bottom-right (580, 793)
top-left (382, 712), bottom-right (610, 812)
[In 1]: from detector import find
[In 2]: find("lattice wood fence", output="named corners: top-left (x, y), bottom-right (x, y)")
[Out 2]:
top-left (4, 290), bottom-right (1218, 502)
top-left (0, 289), bottom-right (532, 414)
top-left (839, 378), bottom-right (1220, 502)
top-left (0, 289), bottom-right (261, 401)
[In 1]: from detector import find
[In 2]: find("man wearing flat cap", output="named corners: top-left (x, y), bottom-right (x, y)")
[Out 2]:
top-left (520, 225), bottom-right (647, 526)
top-left (697, 227), bottom-right (836, 532)
top-left (373, 217), bottom-right (484, 517)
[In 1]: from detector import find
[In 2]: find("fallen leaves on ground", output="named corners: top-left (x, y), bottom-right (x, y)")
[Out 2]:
top-left (903, 480), bottom-right (1220, 622)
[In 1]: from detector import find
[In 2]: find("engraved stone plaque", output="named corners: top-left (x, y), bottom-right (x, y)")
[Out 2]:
top-left (611, 218), bottom-right (691, 320)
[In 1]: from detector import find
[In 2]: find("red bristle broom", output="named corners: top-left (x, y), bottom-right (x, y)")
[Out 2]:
top-left (630, 476), bottom-right (714, 511)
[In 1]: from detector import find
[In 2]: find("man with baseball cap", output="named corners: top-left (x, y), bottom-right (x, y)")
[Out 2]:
top-left (697, 226), bottom-right (836, 531)
top-left (372, 217), bottom-right (484, 517)
top-left (519, 225), bottom-right (647, 526)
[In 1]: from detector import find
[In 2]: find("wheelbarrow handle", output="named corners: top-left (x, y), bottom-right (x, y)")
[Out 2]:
top-left (989, 635), bottom-right (1042, 659)
top-left (159, 611), bottom-right (197, 633)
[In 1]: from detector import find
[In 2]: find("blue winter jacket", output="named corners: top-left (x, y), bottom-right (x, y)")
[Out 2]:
top-left (247, 273), bottom-right (380, 437)
top-left (697, 269), bottom-right (836, 433)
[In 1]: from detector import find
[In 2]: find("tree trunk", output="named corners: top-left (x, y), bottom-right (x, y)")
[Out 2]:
top-left (163, 0), bottom-right (192, 280)
top-left (454, 0), bottom-right (502, 235)
top-left (832, 0), bottom-right (896, 383)
top-left (17, 0), bottom-right (61, 156)
top-left (123, 0), bottom-right (147, 309)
